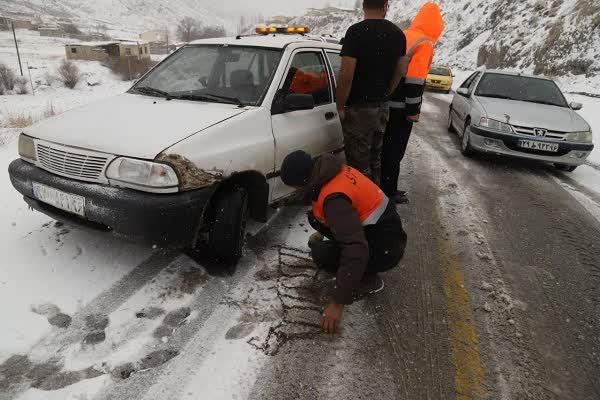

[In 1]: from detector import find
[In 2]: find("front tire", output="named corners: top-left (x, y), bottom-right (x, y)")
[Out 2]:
top-left (208, 188), bottom-right (248, 264)
top-left (554, 163), bottom-right (577, 172)
top-left (461, 119), bottom-right (475, 157)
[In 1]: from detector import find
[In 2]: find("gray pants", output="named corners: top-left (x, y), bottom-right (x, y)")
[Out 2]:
top-left (342, 105), bottom-right (389, 185)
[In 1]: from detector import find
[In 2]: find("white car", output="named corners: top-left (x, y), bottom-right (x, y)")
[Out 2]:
top-left (9, 29), bottom-right (344, 262)
top-left (448, 70), bottom-right (594, 171)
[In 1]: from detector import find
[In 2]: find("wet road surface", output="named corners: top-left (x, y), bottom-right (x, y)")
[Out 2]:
top-left (1, 93), bottom-right (599, 400)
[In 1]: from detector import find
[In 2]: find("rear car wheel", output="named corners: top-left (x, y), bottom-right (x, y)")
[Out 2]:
top-left (208, 187), bottom-right (248, 264)
top-left (554, 163), bottom-right (577, 172)
top-left (461, 120), bottom-right (475, 157)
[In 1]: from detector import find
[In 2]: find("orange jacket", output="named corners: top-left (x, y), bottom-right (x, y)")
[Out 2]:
top-left (390, 3), bottom-right (444, 115)
top-left (312, 165), bottom-right (387, 227)
top-left (290, 70), bottom-right (329, 95)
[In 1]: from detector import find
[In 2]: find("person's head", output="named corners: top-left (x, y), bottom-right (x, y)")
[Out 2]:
top-left (408, 2), bottom-right (444, 43)
top-left (280, 150), bottom-right (315, 189)
top-left (363, 0), bottom-right (389, 18)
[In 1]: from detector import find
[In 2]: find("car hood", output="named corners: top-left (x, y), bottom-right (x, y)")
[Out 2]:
top-left (475, 96), bottom-right (590, 132)
top-left (25, 93), bottom-right (248, 159)
top-left (427, 74), bottom-right (451, 81)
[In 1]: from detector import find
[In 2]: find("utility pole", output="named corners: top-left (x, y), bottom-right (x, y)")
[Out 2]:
top-left (11, 21), bottom-right (24, 76)
top-left (165, 27), bottom-right (169, 54)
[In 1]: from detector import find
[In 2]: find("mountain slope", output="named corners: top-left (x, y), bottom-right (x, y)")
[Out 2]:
top-left (0, 0), bottom-right (225, 37)
top-left (291, 0), bottom-right (600, 78)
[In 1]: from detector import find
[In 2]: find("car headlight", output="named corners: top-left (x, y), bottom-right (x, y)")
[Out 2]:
top-left (106, 158), bottom-right (179, 191)
top-left (18, 133), bottom-right (37, 161)
top-left (565, 130), bottom-right (592, 143)
top-left (479, 117), bottom-right (513, 133)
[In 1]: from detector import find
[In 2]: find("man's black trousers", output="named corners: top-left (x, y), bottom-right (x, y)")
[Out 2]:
top-left (381, 107), bottom-right (414, 196)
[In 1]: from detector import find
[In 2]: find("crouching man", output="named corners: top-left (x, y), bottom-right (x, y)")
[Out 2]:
top-left (280, 151), bottom-right (407, 333)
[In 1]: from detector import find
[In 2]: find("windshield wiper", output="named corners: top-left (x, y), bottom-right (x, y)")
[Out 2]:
top-left (169, 93), bottom-right (245, 107)
top-left (525, 99), bottom-right (563, 107)
top-left (134, 86), bottom-right (172, 100)
top-left (477, 93), bottom-right (514, 100)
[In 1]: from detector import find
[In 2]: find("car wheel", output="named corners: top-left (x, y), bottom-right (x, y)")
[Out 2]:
top-left (447, 108), bottom-right (455, 133)
top-left (461, 119), bottom-right (475, 157)
top-left (554, 163), bottom-right (577, 172)
top-left (208, 187), bottom-right (248, 264)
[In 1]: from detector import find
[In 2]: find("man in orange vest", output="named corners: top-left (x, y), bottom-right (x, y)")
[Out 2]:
top-left (381, 3), bottom-right (444, 204)
top-left (281, 150), bottom-right (407, 333)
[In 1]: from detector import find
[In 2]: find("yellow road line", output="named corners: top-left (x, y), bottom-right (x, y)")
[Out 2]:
top-left (439, 237), bottom-right (486, 399)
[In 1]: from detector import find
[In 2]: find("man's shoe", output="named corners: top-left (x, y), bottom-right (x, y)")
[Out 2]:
top-left (391, 192), bottom-right (409, 204)
top-left (354, 273), bottom-right (385, 300)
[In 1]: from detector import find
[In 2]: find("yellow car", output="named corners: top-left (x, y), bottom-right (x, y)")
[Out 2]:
top-left (426, 64), bottom-right (453, 93)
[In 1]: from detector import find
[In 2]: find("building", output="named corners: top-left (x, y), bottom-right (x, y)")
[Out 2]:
top-left (140, 30), bottom-right (167, 43)
top-left (65, 41), bottom-right (151, 62)
top-left (0, 15), bottom-right (34, 30)
top-left (306, 7), bottom-right (356, 17)
top-left (39, 26), bottom-right (65, 37)
top-left (12, 19), bottom-right (34, 29)
top-left (0, 16), bottom-right (10, 30)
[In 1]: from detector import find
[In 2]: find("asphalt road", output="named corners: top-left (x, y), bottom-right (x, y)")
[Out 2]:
top-left (1, 93), bottom-right (599, 400)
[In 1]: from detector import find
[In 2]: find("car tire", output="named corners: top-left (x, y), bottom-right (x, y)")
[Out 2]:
top-left (461, 119), bottom-right (475, 157)
top-left (447, 108), bottom-right (455, 133)
top-left (208, 187), bottom-right (248, 264)
top-left (554, 163), bottom-right (577, 172)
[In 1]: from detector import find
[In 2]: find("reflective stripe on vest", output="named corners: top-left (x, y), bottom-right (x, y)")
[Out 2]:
top-left (399, 36), bottom-right (432, 78)
top-left (312, 166), bottom-right (388, 227)
top-left (389, 101), bottom-right (406, 109)
top-left (405, 96), bottom-right (422, 104)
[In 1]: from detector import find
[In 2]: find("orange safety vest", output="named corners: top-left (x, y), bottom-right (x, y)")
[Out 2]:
top-left (312, 166), bottom-right (389, 227)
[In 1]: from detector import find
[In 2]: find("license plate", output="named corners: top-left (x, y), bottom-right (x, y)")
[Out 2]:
top-left (518, 140), bottom-right (559, 152)
top-left (32, 183), bottom-right (86, 217)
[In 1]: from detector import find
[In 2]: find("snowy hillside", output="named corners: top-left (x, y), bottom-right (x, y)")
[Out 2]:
top-left (292, 0), bottom-right (600, 85)
top-left (0, 0), bottom-right (225, 38)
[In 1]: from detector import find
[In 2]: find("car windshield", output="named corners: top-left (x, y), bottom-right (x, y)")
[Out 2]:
top-left (430, 67), bottom-right (451, 76)
top-left (131, 45), bottom-right (283, 106)
top-left (475, 73), bottom-right (568, 107)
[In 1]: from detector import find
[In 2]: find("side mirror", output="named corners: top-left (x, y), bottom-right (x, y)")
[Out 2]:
top-left (570, 102), bottom-right (583, 111)
top-left (457, 87), bottom-right (470, 97)
top-left (284, 93), bottom-right (315, 111)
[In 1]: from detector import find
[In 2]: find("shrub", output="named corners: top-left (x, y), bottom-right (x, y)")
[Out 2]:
top-left (4, 112), bottom-right (34, 128)
top-left (15, 77), bottom-right (29, 95)
top-left (0, 83), bottom-right (4, 95)
top-left (43, 102), bottom-right (59, 119)
top-left (57, 60), bottom-right (81, 89)
top-left (0, 64), bottom-right (16, 91)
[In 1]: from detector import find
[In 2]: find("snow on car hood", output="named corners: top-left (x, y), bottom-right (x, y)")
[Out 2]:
top-left (24, 93), bottom-right (248, 159)
top-left (475, 96), bottom-right (590, 132)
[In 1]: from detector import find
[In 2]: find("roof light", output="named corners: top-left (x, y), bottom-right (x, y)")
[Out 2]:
top-left (256, 26), bottom-right (310, 35)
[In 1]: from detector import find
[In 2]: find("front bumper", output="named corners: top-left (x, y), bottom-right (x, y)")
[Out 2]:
top-left (426, 82), bottom-right (451, 91)
top-left (8, 159), bottom-right (215, 247)
top-left (470, 127), bottom-right (594, 166)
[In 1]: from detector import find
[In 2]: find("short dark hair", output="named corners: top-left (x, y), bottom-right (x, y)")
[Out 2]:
top-left (363, 0), bottom-right (388, 9)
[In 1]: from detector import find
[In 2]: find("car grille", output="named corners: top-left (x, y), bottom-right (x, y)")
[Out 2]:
top-left (36, 143), bottom-right (109, 182)
top-left (431, 80), bottom-right (442, 84)
top-left (512, 125), bottom-right (567, 140)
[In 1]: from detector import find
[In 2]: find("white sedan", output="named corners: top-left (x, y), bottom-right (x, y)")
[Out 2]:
top-left (448, 70), bottom-right (594, 172)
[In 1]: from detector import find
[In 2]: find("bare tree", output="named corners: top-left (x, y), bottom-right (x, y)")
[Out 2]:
top-left (199, 25), bottom-right (226, 39)
top-left (0, 64), bottom-right (16, 91)
top-left (57, 60), bottom-right (81, 89)
top-left (176, 17), bottom-right (201, 42)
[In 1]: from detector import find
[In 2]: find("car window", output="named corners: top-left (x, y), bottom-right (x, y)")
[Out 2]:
top-left (133, 45), bottom-right (282, 106)
top-left (282, 51), bottom-right (332, 106)
top-left (430, 66), bottom-right (451, 76)
top-left (326, 51), bottom-right (342, 84)
top-left (475, 73), bottom-right (568, 107)
top-left (460, 72), bottom-right (479, 89)
top-left (468, 72), bottom-right (481, 92)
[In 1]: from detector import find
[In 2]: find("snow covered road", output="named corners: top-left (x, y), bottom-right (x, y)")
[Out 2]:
top-left (2, 93), bottom-right (600, 400)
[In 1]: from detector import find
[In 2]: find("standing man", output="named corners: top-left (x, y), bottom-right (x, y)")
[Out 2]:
top-left (381, 3), bottom-right (444, 204)
top-left (337, 0), bottom-right (406, 185)
top-left (280, 150), bottom-right (407, 333)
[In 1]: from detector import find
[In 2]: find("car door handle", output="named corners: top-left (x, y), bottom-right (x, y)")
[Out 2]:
top-left (325, 112), bottom-right (336, 120)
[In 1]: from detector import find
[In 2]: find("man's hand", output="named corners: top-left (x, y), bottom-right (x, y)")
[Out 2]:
top-left (337, 106), bottom-right (346, 122)
top-left (407, 113), bottom-right (420, 123)
top-left (308, 232), bottom-right (324, 248)
top-left (321, 303), bottom-right (344, 334)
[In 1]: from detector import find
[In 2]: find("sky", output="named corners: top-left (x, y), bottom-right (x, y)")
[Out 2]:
top-left (202, 0), bottom-right (356, 17)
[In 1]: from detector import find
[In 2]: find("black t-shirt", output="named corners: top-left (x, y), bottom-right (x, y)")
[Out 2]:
top-left (340, 19), bottom-right (406, 105)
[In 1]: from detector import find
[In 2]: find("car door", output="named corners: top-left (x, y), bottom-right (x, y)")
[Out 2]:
top-left (452, 72), bottom-right (480, 132)
top-left (270, 49), bottom-right (343, 201)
